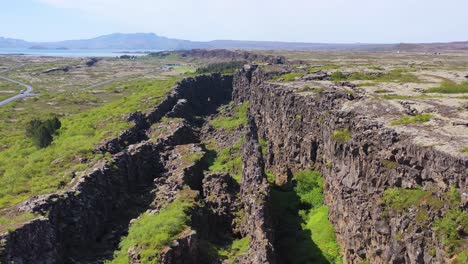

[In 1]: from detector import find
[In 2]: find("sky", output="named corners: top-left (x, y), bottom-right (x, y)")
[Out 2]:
top-left (1, 0), bottom-right (467, 43)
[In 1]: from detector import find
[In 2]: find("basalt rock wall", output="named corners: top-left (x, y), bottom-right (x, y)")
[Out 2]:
top-left (0, 73), bottom-right (234, 264)
top-left (233, 65), bottom-right (467, 263)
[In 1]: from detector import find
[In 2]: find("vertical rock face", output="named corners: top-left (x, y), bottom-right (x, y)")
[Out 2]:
top-left (0, 73), bottom-right (234, 264)
top-left (233, 66), bottom-right (467, 263)
top-left (237, 118), bottom-right (276, 264)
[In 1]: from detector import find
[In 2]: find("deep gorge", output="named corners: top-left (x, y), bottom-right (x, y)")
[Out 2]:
top-left (0, 65), bottom-right (466, 264)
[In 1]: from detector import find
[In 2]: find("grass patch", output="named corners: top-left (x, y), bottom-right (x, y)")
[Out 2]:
top-left (271, 72), bottom-right (304, 82)
top-left (216, 236), bottom-right (251, 264)
top-left (308, 65), bottom-right (340, 72)
top-left (0, 79), bottom-right (175, 210)
top-left (390, 113), bottom-right (434, 126)
top-left (331, 129), bottom-right (352, 142)
top-left (206, 138), bottom-right (243, 182)
top-left (426, 81), bottom-right (468, 94)
top-left (382, 187), bottom-right (443, 212)
top-left (0, 212), bottom-right (37, 233)
top-left (271, 170), bottom-right (342, 263)
top-left (210, 102), bottom-right (248, 131)
top-left (108, 189), bottom-right (197, 264)
top-left (331, 69), bottom-right (420, 83)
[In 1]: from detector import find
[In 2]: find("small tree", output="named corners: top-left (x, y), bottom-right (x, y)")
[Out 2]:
top-left (26, 116), bottom-right (61, 148)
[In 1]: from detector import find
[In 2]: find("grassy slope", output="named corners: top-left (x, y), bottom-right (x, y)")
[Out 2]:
top-left (0, 78), bottom-right (175, 209)
top-left (108, 189), bottom-right (197, 264)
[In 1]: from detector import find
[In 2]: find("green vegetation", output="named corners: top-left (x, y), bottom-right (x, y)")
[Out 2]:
top-left (381, 94), bottom-right (440, 100)
top-left (382, 160), bottom-right (398, 169)
top-left (433, 209), bottom-right (468, 254)
top-left (206, 138), bottom-right (243, 182)
top-left (390, 113), bottom-right (434, 126)
top-left (271, 72), bottom-right (304, 82)
top-left (382, 188), bottom-right (443, 212)
top-left (0, 212), bottom-right (37, 233)
top-left (271, 170), bottom-right (342, 264)
top-left (460, 147), bottom-right (468, 153)
top-left (452, 249), bottom-right (468, 264)
top-left (331, 129), bottom-right (352, 142)
top-left (331, 69), bottom-right (420, 83)
top-left (108, 189), bottom-right (197, 264)
top-left (25, 117), bottom-right (61, 148)
top-left (210, 102), bottom-right (248, 131)
top-left (426, 81), bottom-right (468, 94)
top-left (308, 65), bottom-right (340, 72)
top-left (196, 61), bottom-right (246, 74)
top-left (383, 187), bottom-right (467, 257)
top-left (0, 79), bottom-right (175, 209)
top-left (216, 236), bottom-right (251, 264)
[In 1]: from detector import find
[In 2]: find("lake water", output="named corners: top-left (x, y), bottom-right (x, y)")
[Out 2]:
top-left (0, 48), bottom-right (161, 58)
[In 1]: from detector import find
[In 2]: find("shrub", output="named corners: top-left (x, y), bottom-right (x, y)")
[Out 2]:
top-left (390, 113), bottom-right (433, 126)
top-left (25, 117), bottom-right (61, 148)
top-left (426, 81), bottom-right (468, 94)
top-left (331, 129), bottom-right (352, 142)
top-left (294, 170), bottom-right (324, 208)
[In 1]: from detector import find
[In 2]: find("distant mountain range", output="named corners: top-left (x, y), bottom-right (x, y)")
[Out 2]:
top-left (1, 33), bottom-right (467, 51)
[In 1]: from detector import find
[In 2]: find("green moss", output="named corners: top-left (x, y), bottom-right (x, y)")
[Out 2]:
top-left (216, 236), bottom-right (251, 264)
top-left (460, 147), bottom-right (468, 153)
top-left (210, 102), bottom-right (248, 131)
top-left (108, 190), bottom-right (197, 264)
top-left (383, 187), bottom-right (430, 212)
top-left (382, 160), bottom-right (398, 169)
top-left (427, 81), bottom-right (468, 94)
top-left (206, 138), bottom-right (243, 182)
top-left (331, 129), bottom-right (352, 142)
top-left (271, 72), bottom-right (304, 82)
top-left (390, 113), bottom-right (434, 126)
top-left (265, 171), bottom-right (276, 184)
top-left (429, 248), bottom-right (437, 257)
top-left (259, 137), bottom-right (267, 156)
top-left (415, 207), bottom-right (429, 225)
top-left (433, 209), bottom-right (468, 254)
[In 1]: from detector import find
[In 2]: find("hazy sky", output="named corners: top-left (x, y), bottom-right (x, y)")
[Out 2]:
top-left (2, 0), bottom-right (468, 43)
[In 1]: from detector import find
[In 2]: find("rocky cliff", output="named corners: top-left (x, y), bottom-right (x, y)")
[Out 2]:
top-left (233, 65), bottom-right (467, 263)
top-left (1, 65), bottom-right (466, 264)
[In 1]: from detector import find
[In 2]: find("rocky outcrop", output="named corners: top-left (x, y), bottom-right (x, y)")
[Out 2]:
top-left (158, 229), bottom-right (200, 264)
top-left (233, 65), bottom-right (467, 263)
top-left (237, 118), bottom-right (276, 264)
top-left (0, 73), bottom-right (235, 264)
